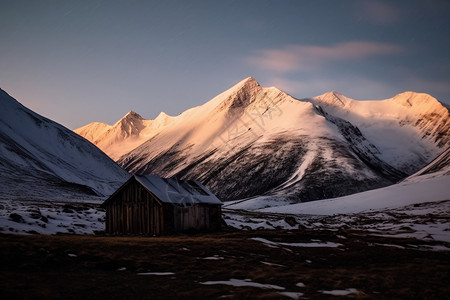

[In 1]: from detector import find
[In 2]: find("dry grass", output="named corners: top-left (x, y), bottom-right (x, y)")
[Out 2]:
top-left (1, 229), bottom-right (449, 299)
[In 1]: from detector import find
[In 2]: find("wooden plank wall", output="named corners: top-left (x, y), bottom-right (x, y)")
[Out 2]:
top-left (171, 204), bottom-right (222, 232)
top-left (105, 180), bottom-right (164, 235)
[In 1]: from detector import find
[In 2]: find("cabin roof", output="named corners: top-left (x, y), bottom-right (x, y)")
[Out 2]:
top-left (136, 175), bottom-right (222, 205)
top-left (103, 174), bottom-right (222, 206)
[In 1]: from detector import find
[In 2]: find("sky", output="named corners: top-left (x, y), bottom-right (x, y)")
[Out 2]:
top-left (1, 0), bottom-right (450, 129)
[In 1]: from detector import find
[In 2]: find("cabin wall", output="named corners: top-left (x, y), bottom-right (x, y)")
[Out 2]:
top-left (104, 179), bottom-right (223, 235)
top-left (170, 204), bottom-right (222, 232)
top-left (105, 180), bottom-right (164, 235)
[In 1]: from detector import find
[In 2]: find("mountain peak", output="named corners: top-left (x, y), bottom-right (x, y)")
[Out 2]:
top-left (155, 111), bottom-right (173, 121)
top-left (115, 110), bottom-right (144, 126)
top-left (242, 76), bottom-right (257, 83)
top-left (156, 111), bottom-right (169, 118)
top-left (215, 77), bottom-right (263, 112)
top-left (392, 91), bottom-right (441, 109)
top-left (123, 110), bottom-right (143, 119)
top-left (228, 76), bottom-right (261, 94)
top-left (314, 91), bottom-right (352, 107)
top-left (112, 110), bottom-right (146, 137)
top-left (240, 76), bottom-right (258, 85)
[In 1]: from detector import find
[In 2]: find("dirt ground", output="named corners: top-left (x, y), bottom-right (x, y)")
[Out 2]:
top-left (1, 229), bottom-right (449, 299)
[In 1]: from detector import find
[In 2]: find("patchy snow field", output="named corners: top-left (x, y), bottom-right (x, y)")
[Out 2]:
top-left (0, 199), bottom-right (104, 235)
top-left (2, 227), bottom-right (448, 299)
top-left (224, 198), bottom-right (450, 248)
top-left (1, 196), bottom-right (449, 251)
top-left (223, 173), bottom-right (450, 248)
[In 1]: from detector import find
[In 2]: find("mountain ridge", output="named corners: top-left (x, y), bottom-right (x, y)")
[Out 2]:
top-left (307, 90), bottom-right (449, 173)
top-left (75, 78), bottom-right (449, 204)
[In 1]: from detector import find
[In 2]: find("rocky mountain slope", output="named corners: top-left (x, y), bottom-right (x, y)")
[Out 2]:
top-left (0, 89), bottom-right (128, 202)
top-left (228, 149), bottom-right (450, 213)
top-left (76, 77), bottom-right (449, 204)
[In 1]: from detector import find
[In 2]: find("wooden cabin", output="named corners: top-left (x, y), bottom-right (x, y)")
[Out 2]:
top-left (101, 175), bottom-right (223, 235)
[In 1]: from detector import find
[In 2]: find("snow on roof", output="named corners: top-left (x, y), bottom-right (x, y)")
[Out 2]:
top-left (135, 175), bottom-right (222, 205)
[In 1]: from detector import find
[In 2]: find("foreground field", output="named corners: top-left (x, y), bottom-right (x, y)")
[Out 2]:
top-left (1, 229), bottom-right (449, 299)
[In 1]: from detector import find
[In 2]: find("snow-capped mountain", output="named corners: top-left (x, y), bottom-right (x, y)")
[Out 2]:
top-left (0, 89), bottom-right (128, 201)
top-left (309, 91), bottom-right (449, 174)
top-left (75, 110), bottom-right (173, 160)
top-left (76, 77), bottom-right (449, 204)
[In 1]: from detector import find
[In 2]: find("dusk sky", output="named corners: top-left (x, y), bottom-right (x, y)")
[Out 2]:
top-left (1, 0), bottom-right (449, 129)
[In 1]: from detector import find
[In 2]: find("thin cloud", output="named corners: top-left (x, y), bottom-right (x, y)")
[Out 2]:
top-left (266, 77), bottom-right (300, 95)
top-left (247, 41), bottom-right (404, 73)
top-left (359, 1), bottom-right (399, 25)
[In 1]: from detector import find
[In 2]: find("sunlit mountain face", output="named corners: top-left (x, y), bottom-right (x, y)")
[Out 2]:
top-left (76, 77), bottom-right (449, 204)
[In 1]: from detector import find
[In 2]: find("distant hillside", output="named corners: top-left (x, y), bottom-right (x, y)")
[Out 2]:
top-left (0, 88), bottom-right (128, 202)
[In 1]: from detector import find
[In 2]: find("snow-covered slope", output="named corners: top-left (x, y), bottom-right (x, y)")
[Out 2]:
top-left (75, 111), bottom-right (174, 160)
top-left (308, 91), bottom-right (449, 174)
top-left (76, 77), bottom-right (449, 205)
top-left (245, 153), bottom-right (450, 215)
top-left (0, 89), bottom-right (128, 201)
top-left (229, 174), bottom-right (449, 214)
top-left (404, 147), bottom-right (450, 182)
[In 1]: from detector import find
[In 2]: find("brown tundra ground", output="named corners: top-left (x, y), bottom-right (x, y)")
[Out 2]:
top-left (0, 229), bottom-right (449, 299)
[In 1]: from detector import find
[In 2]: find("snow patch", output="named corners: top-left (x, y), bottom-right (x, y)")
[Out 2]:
top-left (320, 288), bottom-right (360, 296)
top-left (137, 272), bottom-right (175, 276)
top-left (278, 291), bottom-right (304, 299)
top-left (200, 255), bottom-right (224, 260)
top-left (251, 237), bottom-right (342, 248)
top-left (260, 261), bottom-right (286, 267)
top-left (199, 278), bottom-right (285, 290)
